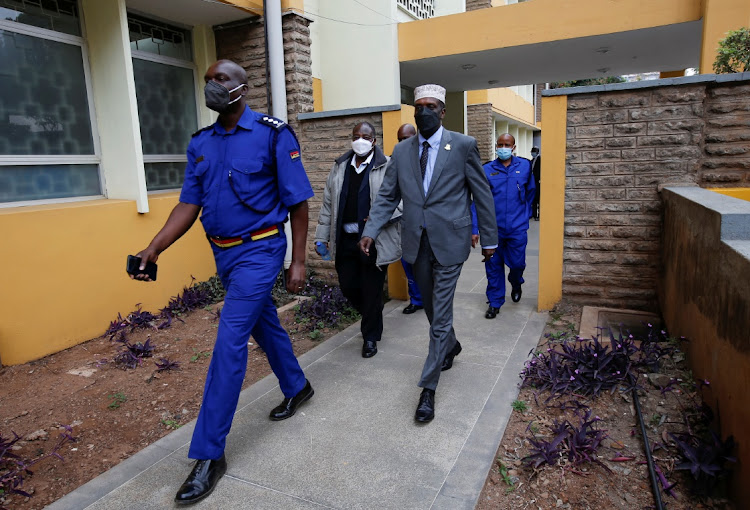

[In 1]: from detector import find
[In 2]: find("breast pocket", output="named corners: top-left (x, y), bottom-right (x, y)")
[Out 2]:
top-left (228, 158), bottom-right (278, 213)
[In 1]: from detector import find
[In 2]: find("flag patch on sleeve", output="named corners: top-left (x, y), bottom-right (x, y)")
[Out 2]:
top-left (290, 150), bottom-right (300, 160)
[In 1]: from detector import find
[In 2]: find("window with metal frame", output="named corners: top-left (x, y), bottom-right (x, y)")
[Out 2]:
top-left (128, 13), bottom-right (198, 192)
top-left (0, 0), bottom-right (102, 204)
top-left (396, 0), bottom-right (434, 19)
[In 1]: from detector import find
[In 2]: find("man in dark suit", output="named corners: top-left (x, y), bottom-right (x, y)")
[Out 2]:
top-left (359, 84), bottom-right (497, 423)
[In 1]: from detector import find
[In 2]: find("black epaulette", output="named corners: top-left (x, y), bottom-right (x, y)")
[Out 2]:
top-left (191, 125), bottom-right (212, 137)
top-left (258, 115), bottom-right (287, 130)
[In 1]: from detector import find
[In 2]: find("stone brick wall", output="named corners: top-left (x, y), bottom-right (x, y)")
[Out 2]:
top-left (296, 113), bottom-right (385, 275)
top-left (467, 103), bottom-right (494, 162)
top-left (466, 0), bottom-right (492, 10)
top-left (562, 78), bottom-right (750, 310)
top-left (215, 14), bottom-right (313, 131)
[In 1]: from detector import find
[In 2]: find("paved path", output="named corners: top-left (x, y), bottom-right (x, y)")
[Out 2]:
top-left (49, 222), bottom-right (545, 510)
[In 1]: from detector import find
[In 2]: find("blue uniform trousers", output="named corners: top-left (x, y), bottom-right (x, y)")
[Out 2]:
top-left (400, 258), bottom-right (423, 306)
top-left (485, 230), bottom-right (528, 309)
top-left (188, 236), bottom-right (306, 460)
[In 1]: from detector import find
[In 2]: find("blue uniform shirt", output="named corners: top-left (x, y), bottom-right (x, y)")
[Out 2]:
top-left (471, 155), bottom-right (535, 235)
top-left (180, 106), bottom-right (314, 238)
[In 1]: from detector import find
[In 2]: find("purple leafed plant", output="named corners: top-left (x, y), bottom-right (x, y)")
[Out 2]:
top-left (670, 431), bottom-right (736, 495)
top-left (524, 409), bottom-right (609, 470)
top-left (295, 277), bottom-right (359, 332)
top-left (0, 425), bottom-right (75, 507)
top-left (154, 357), bottom-right (180, 372)
top-left (521, 328), bottom-right (672, 401)
top-left (113, 336), bottom-right (155, 370)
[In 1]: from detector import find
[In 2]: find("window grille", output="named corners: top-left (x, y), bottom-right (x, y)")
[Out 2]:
top-left (397, 0), bottom-right (434, 19)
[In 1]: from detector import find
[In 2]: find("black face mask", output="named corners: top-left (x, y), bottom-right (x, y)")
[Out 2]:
top-left (415, 108), bottom-right (441, 138)
top-left (204, 81), bottom-right (243, 113)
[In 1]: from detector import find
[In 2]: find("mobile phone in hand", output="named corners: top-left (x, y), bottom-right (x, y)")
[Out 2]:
top-left (126, 255), bottom-right (158, 281)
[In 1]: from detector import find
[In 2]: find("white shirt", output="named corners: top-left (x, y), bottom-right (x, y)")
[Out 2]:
top-left (350, 150), bottom-right (374, 175)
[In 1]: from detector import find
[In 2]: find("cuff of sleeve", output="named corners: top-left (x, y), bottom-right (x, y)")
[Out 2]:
top-left (482, 244), bottom-right (498, 249)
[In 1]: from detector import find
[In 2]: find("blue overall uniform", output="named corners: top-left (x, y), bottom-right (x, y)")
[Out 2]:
top-left (400, 259), bottom-right (423, 306)
top-left (472, 156), bottom-right (535, 308)
top-left (179, 106), bottom-right (314, 461)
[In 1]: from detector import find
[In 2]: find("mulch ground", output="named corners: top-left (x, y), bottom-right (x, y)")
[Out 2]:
top-left (0, 298), bottom-right (343, 510)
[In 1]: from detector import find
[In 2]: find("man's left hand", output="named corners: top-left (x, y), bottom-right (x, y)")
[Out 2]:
top-left (286, 260), bottom-right (306, 294)
top-left (481, 248), bottom-right (495, 262)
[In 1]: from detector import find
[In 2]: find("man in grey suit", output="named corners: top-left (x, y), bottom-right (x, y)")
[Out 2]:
top-left (359, 84), bottom-right (498, 423)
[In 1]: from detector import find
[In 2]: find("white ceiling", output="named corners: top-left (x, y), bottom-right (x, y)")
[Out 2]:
top-left (126, 0), bottom-right (252, 28)
top-left (399, 21), bottom-right (703, 91)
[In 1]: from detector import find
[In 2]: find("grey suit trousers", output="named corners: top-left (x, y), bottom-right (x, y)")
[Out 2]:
top-left (413, 231), bottom-right (462, 391)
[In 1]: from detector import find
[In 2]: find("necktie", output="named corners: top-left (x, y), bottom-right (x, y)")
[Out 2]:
top-left (420, 141), bottom-right (430, 181)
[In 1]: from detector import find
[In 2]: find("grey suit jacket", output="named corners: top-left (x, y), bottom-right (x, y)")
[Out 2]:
top-left (363, 128), bottom-right (497, 266)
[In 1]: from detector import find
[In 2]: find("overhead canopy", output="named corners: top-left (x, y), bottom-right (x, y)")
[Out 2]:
top-left (398, 0), bottom-right (704, 91)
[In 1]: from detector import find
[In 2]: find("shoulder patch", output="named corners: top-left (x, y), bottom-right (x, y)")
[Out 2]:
top-left (191, 125), bottom-right (212, 137)
top-left (258, 115), bottom-right (286, 130)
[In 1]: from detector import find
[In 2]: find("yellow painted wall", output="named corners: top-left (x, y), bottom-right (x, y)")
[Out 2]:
top-left (659, 70), bottom-right (686, 78)
top-left (399, 0), bottom-right (702, 62)
top-left (313, 77), bottom-right (323, 112)
top-left (0, 196), bottom-right (216, 365)
top-left (217, 0), bottom-right (304, 16)
top-left (381, 105), bottom-right (416, 156)
top-left (709, 187), bottom-right (750, 202)
top-left (700, 0), bottom-right (750, 73)
top-left (537, 95), bottom-right (567, 311)
top-left (469, 88), bottom-right (536, 127)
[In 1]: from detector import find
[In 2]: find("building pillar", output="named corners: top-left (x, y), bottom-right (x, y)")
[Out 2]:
top-left (81, 0), bottom-right (147, 212)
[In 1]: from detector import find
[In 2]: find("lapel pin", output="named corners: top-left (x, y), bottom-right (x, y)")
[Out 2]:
top-left (444, 144), bottom-right (451, 151)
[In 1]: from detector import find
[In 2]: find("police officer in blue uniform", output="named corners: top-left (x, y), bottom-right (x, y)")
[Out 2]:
top-left (471, 133), bottom-right (535, 319)
top-left (130, 60), bottom-right (314, 505)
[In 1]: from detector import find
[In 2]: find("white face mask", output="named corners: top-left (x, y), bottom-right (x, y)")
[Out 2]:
top-left (351, 138), bottom-right (373, 157)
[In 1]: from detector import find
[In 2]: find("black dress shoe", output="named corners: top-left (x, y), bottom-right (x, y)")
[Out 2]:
top-left (415, 388), bottom-right (435, 423)
top-left (511, 287), bottom-right (522, 303)
top-left (485, 306), bottom-right (499, 319)
top-left (174, 455), bottom-right (227, 506)
top-left (269, 380), bottom-right (314, 421)
top-left (362, 339), bottom-right (377, 358)
top-left (441, 340), bottom-right (462, 371)
top-left (403, 303), bottom-right (423, 314)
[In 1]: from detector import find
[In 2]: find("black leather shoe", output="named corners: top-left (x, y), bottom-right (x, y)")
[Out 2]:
top-left (403, 303), bottom-right (423, 314)
top-left (485, 306), bottom-right (499, 319)
top-left (441, 340), bottom-right (462, 371)
top-left (174, 455), bottom-right (227, 506)
top-left (511, 287), bottom-right (522, 303)
top-left (415, 388), bottom-right (435, 423)
top-left (269, 380), bottom-right (314, 421)
top-left (362, 339), bottom-right (377, 358)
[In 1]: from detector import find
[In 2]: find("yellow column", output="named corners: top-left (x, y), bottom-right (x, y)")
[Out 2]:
top-left (382, 106), bottom-right (416, 301)
top-left (537, 95), bottom-right (567, 311)
top-left (700, 0), bottom-right (750, 73)
top-left (312, 77), bottom-right (323, 112)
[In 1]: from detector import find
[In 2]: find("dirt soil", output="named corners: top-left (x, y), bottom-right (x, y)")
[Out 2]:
top-left (0, 298), bottom-right (340, 510)
top-left (477, 301), bottom-right (736, 510)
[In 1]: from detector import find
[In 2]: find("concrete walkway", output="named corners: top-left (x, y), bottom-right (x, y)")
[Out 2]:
top-left (49, 222), bottom-right (546, 510)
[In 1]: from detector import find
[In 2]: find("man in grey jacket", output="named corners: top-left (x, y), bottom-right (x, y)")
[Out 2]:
top-left (359, 85), bottom-right (497, 422)
top-left (316, 122), bottom-right (401, 358)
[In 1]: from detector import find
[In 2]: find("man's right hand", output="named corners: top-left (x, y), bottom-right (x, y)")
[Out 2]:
top-left (358, 237), bottom-right (374, 256)
top-left (131, 247), bottom-right (159, 281)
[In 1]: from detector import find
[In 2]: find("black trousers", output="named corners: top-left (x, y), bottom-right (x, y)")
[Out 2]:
top-left (335, 233), bottom-right (386, 343)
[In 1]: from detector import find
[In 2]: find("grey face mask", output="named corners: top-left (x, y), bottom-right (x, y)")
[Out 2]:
top-left (204, 81), bottom-right (244, 113)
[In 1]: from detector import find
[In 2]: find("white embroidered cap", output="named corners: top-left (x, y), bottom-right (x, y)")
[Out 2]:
top-left (414, 84), bottom-right (446, 103)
